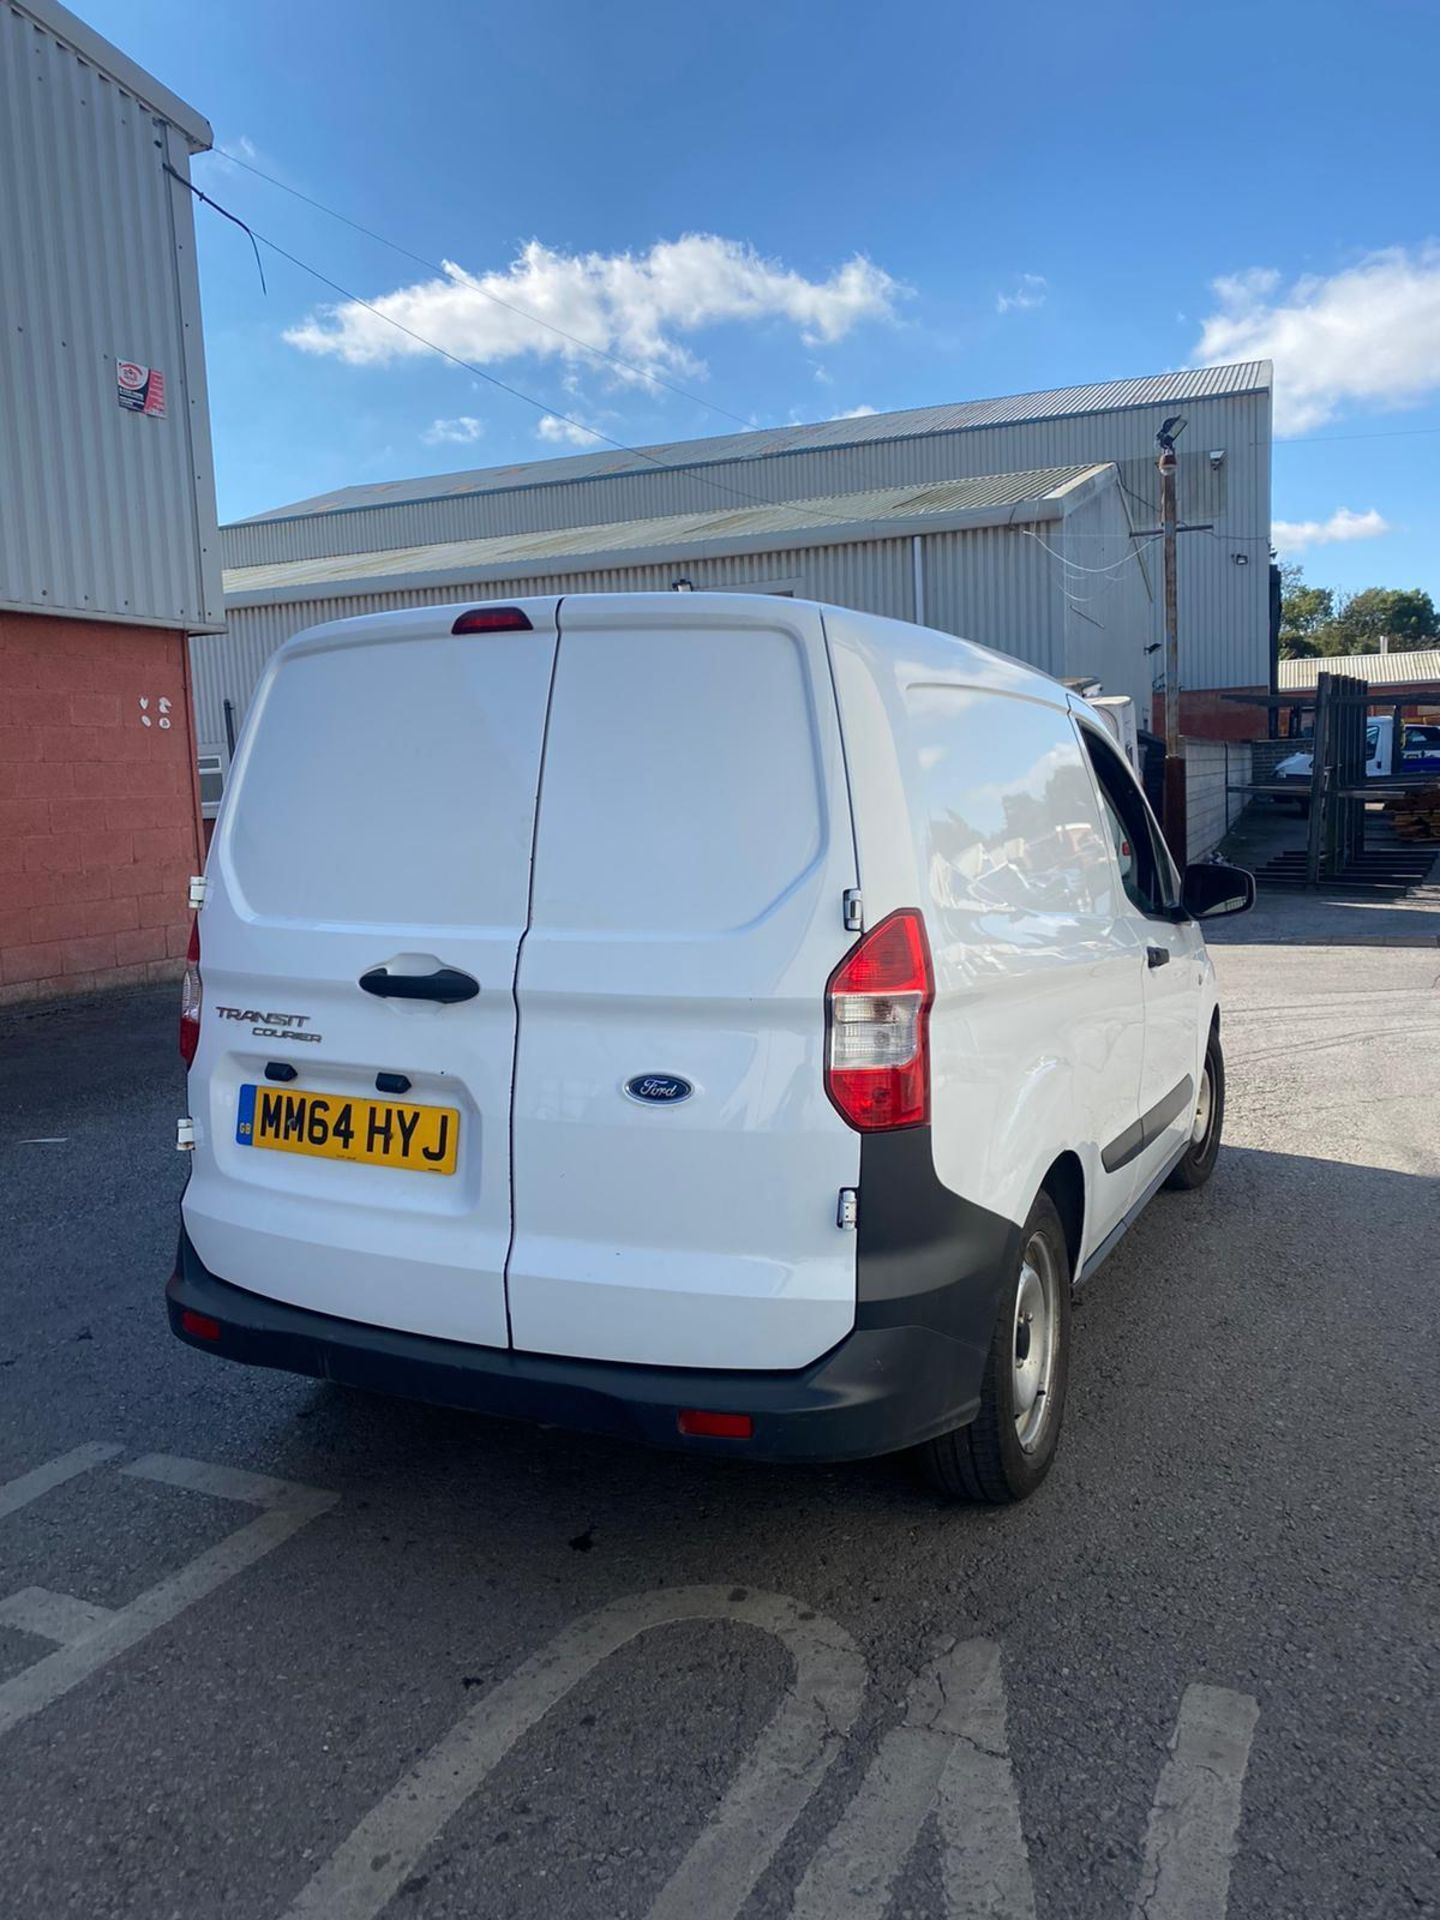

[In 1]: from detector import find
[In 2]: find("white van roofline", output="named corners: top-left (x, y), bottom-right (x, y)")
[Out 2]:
top-left (278, 592), bottom-right (1078, 712)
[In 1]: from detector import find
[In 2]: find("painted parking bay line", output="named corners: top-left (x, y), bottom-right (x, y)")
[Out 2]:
top-left (0, 1449), bottom-right (337, 1739)
top-left (1129, 1684), bottom-right (1260, 1920)
top-left (283, 1585), bottom-right (866, 1920)
top-left (0, 1442), bottom-right (122, 1521)
top-left (791, 1636), bottom-right (1036, 1920)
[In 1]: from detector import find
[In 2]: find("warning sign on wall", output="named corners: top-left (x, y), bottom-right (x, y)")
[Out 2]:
top-left (117, 359), bottom-right (166, 416)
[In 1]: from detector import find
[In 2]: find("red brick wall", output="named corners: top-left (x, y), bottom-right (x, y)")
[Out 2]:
top-left (1152, 686), bottom-right (1270, 742)
top-left (0, 612), bottom-right (204, 1006)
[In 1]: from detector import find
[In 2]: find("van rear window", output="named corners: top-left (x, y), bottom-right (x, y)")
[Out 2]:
top-left (529, 622), bottom-right (826, 933)
top-left (224, 635), bottom-right (553, 928)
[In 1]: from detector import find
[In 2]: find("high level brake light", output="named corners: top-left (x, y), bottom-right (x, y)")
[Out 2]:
top-left (451, 606), bottom-right (533, 634)
top-left (179, 918), bottom-right (202, 1066)
top-left (824, 909), bottom-right (933, 1131)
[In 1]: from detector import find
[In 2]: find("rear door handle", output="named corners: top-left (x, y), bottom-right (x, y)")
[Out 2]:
top-left (1146, 944), bottom-right (1170, 969)
top-left (359, 966), bottom-right (479, 1003)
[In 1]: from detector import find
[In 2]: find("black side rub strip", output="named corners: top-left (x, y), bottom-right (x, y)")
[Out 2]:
top-left (1102, 1075), bottom-right (1195, 1174)
top-left (359, 967), bottom-right (479, 1003)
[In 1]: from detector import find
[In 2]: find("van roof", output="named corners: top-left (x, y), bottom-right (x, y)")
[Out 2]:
top-left (279, 592), bottom-right (1075, 710)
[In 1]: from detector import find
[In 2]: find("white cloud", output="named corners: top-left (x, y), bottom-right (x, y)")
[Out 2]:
top-left (536, 414), bottom-right (605, 448)
top-left (996, 273), bottom-right (1048, 315)
top-left (838, 403), bottom-right (878, 418)
top-left (421, 415), bottom-right (485, 446)
top-left (286, 235), bottom-right (902, 383)
top-left (1194, 247), bottom-right (1440, 433)
top-left (208, 134), bottom-right (262, 178)
top-left (1271, 507), bottom-right (1391, 553)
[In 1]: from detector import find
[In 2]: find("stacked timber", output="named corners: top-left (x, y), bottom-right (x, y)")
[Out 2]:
top-left (1382, 786), bottom-right (1440, 841)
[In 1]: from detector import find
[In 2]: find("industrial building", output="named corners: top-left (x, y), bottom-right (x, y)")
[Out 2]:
top-left (203, 363), bottom-right (1275, 807)
top-left (1, 0), bottom-right (221, 1003)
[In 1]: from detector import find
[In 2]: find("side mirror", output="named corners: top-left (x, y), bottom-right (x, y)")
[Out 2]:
top-left (1182, 860), bottom-right (1255, 920)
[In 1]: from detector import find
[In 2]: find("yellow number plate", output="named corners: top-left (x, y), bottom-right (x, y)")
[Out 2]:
top-left (235, 1085), bottom-right (459, 1174)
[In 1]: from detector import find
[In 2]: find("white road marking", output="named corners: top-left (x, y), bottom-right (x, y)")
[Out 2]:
top-left (1129, 1684), bottom-right (1259, 1920)
top-left (935, 1638), bottom-right (1038, 1920)
top-left (282, 1585), bottom-right (866, 1920)
top-left (0, 1457), bottom-right (336, 1739)
top-left (0, 1586), bottom-right (117, 1646)
top-left (790, 1636), bottom-right (1031, 1919)
top-left (122, 1452), bottom-right (306, 1509)
top-left (0, 1443), bottom-right (122, 1521)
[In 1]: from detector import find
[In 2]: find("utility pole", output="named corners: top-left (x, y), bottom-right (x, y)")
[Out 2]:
top-left (1156, 415), bottom-right (1187, 862)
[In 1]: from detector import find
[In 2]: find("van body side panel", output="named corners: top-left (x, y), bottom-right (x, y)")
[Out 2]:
top-left (822, 607), bottom-right (1145, 1261)
top-left (181, 601), bottom-right (561, 1346)
top-left (506, 598), bottom-right (860, 1371)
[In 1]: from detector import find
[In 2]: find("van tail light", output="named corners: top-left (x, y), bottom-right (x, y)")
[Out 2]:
top-left (179, 918), bottom-right (202, 1066)
top-left (825, 909), bottom-right (933, 1131)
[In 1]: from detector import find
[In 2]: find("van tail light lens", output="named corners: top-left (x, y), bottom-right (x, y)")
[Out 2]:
top-left (179, 918), bottom-right (202, 1066)
top-left (452, 606), bottom-right (533, 634)
top-left (825, 909), bottom-right (933, 1131)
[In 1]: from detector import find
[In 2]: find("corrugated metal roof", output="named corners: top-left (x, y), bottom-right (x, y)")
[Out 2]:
top-left (1277, 649), bottom-right (1440, 690)
top-left (237, 363), bottom-right (1271, 524)
top-left (224, 465), bottom-right (1106, 600)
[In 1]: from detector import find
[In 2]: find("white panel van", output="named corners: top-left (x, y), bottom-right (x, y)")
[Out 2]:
top-left (170, 595), bottom-right (1253, 1502)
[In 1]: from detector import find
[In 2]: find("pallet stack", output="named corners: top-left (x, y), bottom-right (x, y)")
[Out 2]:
top-left (1382, 786), bottom-right (1440, 842)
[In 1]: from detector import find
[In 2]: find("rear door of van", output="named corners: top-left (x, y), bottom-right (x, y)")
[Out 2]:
top-left (506, 595), bottom-right (862, 1371)
top-left (182, 601), bottom-right (559, 1348)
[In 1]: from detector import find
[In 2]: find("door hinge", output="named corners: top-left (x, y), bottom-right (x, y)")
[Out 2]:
top-left (837, 1187), bottom-right (859, 1230)
top-left (176, 1117), bottom-right (196, 1152)
top-left (842, 888), bottom-right (864, 933)
top-left (188, 874), bottom-right (208, 910)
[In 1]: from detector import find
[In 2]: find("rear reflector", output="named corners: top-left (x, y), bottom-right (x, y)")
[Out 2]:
top-left (677, 1409), bottom-right (754, 1440)
top-left (452, 605), bottom-right (533, 634)
top-left (180, 1309), bottom-right (221, 1342)
top-left (825, 908), bottom-right (933, 1131)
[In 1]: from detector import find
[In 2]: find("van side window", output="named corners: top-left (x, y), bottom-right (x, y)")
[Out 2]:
top-left (905, 686), bottom-right (1117, 919)
top-left (1080, 726), bottom-right (1178, 919)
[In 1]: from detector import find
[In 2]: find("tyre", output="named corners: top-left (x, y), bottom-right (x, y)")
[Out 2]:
top-left (917, 1190), bottom-right (1071, 1504)
top-left (1164, 1026), bottom-right (1225, 1192)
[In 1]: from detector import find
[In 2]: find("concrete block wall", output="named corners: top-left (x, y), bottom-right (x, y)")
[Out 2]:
top-left (0, 613), bottom-right (204, 1005)
top-left (1185, 737), bottom-right (1252, 862)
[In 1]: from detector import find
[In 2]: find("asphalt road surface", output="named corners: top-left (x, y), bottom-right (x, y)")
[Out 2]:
top-left (1, 898), bottom-right (1436, 1920)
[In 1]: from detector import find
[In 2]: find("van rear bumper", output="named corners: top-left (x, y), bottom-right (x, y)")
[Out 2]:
top-left (167, 1227), bottom-right (1001, 1465)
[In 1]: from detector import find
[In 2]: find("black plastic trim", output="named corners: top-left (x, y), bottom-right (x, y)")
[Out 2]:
top-left (359, 967), bottom-right (479, 1003)
top-left (1079, 1130), bottom-right (1191, 1284)
top-left (854, 1126), bottom-right (1019, 1395)
top-left (167, 1221), bottom-right (1006, 1465)
top-left (1101, 1075), bottom-right (1194, 1174)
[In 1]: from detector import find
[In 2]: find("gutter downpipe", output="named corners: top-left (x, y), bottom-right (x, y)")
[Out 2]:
top-left (911, 535), bottom-right (926, 626)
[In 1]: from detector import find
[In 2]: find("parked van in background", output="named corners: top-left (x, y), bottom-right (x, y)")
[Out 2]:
top-left (168, 595), bottom-right (1254, 1502)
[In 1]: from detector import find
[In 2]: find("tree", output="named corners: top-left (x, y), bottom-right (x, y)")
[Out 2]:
top-left (1278, 562), bottom-right (1335, 659)
top-left (1327, 586), bottom-right (1438, 654)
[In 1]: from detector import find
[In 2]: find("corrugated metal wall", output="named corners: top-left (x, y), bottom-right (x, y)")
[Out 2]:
top-left (219, 390), bottom-right (1269, 691)
top-left (0, 9), bottom-right (221, 629)
top-left (921, 526), bottom-right (1063, 678)
top-left (1057, 483), bottom-right (1157, 713)
top-left (198, 535), bottom-right (953, 753)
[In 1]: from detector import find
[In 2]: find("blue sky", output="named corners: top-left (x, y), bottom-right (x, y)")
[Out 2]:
top-left (90, 0), bottom-right (1440, 598)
